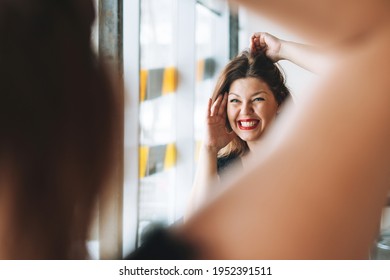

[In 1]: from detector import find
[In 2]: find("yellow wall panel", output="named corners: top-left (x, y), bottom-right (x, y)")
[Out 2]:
top-left (196, 59), bottom-right (205, 82)
top-left (139, 146), bottom-right (149, 178)
top-left (164, 143), bottom-right (176, 170)
top-left (140, 69), bottom-right (148, 102)
top-left (162, 67), bottom-right (177, 95)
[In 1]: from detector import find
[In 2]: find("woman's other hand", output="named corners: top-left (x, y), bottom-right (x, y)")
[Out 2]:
top-left (250, 32), bottom-right (283, 62)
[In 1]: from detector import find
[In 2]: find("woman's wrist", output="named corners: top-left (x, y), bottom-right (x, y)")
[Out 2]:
top-left (277, 39), bottom-right (289, 61)
top-left (202, 143), bottom-right (219, 155)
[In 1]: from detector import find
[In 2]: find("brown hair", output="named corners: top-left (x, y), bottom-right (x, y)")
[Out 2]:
top-left (0, 0), bottom-right (118, 259)
top-left (211, 50), bottom-right (290, 158)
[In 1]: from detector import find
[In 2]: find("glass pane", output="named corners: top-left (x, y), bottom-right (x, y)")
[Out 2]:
top-left (194, 3), bottom-right (221, 156)
top-left (138, 0), bottom-right (177, 246)
top-left (197, 0), bottom-right (225, 15)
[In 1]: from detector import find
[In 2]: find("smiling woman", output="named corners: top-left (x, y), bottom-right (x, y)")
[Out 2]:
top-left (227, 77), bottom-right (279, 151)
top-left (212, 51), bottom-right (290, 167)
top-left (186, 50), bottom-right (290, 217)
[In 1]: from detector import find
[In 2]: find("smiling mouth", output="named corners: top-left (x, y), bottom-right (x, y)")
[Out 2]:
top-left (238, 119), bottom-right (260, 130)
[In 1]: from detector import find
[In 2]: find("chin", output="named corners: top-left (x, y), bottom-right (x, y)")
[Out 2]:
top-left (238, 134), bottom-right (262, 142)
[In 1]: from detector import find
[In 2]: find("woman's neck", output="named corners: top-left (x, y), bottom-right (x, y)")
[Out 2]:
top-left (241, 140), bottom-right (260, 168)
top-left (246, 139), bottom-right (262, 154)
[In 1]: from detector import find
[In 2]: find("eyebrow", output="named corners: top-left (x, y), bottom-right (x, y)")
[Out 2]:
top-left (228, 91), bottom-right (269, 97)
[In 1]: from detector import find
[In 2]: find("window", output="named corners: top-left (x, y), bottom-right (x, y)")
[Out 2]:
top-left (118, 0), bottom-right (232, 258)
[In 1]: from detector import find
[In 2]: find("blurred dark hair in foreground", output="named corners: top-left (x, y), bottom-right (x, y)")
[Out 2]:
top-left (0, 0), bottom-right (118, 259)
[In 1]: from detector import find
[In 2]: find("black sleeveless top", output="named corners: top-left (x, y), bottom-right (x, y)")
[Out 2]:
top-left (217, 154), bottom-right (242, 175)
top-left (125, 226), bottom-right (197, 260)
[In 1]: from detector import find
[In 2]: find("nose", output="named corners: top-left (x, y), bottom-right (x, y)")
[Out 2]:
top-left (241, 101), bottom-right (254, 115)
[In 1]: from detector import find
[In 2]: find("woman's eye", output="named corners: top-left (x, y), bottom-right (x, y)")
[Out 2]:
top-left (253, 97), bottom-right (265, 102)
top-left (229, 99), bottom-right (240, 103)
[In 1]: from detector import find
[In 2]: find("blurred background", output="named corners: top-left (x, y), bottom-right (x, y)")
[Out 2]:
top-left (89, 0), bottom-right (389, 259)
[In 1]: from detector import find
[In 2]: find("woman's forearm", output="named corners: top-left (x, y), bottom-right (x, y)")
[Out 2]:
top-left (279, 40), bottom-right (331, 74)
top-left (185, 145), bottom-right (219, 219)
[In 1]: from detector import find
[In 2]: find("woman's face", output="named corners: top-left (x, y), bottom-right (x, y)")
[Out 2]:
top-left (227, 77), bottom-right (279, 144)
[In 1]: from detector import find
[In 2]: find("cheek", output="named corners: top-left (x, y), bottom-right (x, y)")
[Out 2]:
top-left (255, 103), bottom-right (278, 120)
top-left (226, 106), bottom-right (237, 125)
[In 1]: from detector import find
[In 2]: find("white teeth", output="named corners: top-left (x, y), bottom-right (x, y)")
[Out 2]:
top-left (240, 121), bottom-right (257, 127)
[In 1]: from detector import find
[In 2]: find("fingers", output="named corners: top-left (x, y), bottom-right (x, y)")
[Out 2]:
top-left (250, 32), bottom-right (266, 54)
top-left (210, 94), bottom-right (223, 117)
top-left (249, 34), bottom-right (257, 53)
top-left (250, 34), bottom-right (259, 53)
top-left (218, 92), bottom-right (228, 116)
top-left (206, 97), bottom-right (212, 118)
top-left (259, 33), bottom-right (267, 48)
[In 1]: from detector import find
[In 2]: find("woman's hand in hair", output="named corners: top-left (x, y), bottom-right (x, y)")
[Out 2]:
top-left (204, 93), bottom-right (236, 153)
top-left (250, 32), bottom-right (283, 62)
top-left (251, 32), bottom-right (330, 74)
